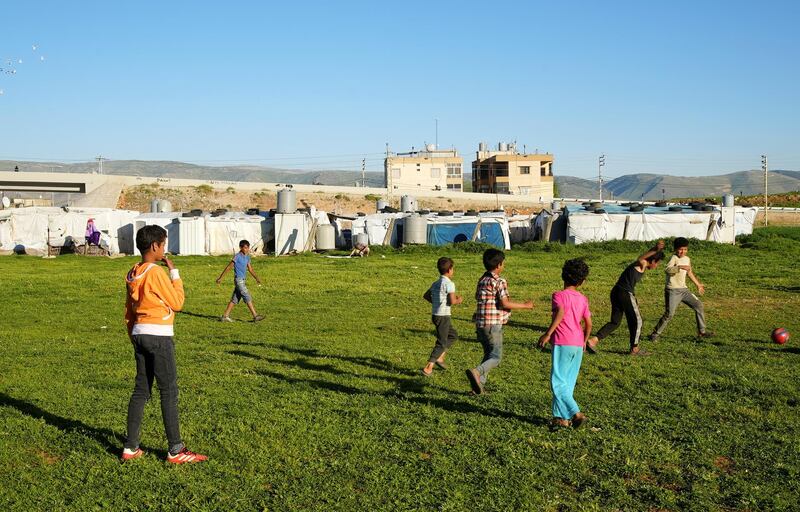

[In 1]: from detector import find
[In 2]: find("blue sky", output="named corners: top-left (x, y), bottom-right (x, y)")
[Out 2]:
top-left (1, 0), bottom-right (798, 179)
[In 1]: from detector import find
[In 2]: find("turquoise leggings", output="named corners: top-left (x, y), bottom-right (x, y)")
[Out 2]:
top-left (551, 345), bottom-right (583, 419)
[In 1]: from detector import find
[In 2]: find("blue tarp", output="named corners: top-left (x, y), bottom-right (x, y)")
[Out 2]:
top-left (427, 222), bottom-right (505, 248)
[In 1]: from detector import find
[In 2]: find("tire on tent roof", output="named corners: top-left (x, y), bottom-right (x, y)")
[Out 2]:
top-left (465, 210), bottom-right (478, 216)
top-left (701, 205), bottom-right (714, 211)
top-left (590, 202), bottom-right (602, 208)
top-left (357, 212), bottom-right (366, 216)
top-left (594, 208), bottom-right (606, 214)
top-left (630, 205), bottom-right (645, 212)
top-left (417, 209), bottom-right (430, 214)
top-left (669, 206), bottom-right (683, 212)
top-left (655, 202), bottom-right (667, 207)
top-left (438, 210), bottom-right (453, 216)
top-left (691, 203), bottom-right (706, 210)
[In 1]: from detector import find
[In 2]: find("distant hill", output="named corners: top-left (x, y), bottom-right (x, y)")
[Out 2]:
top-left (3, 160), bottom-right (798, 200)
top-left (555, 170), bottom-right (800, 200)
top-left (0, 160), bottom-right (386, 188)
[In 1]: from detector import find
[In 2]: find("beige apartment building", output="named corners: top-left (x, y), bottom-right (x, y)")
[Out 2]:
top-left (472, 142), bottom-right (554, 199)
top-left (384, 145), bottom-right (463, 192)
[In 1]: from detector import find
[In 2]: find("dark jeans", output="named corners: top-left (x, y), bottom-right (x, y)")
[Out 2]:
top-left (125, 334), bottom-right (184, 454)
top-left (596, 286), bottom-right (642, 351)
top-left (428, 315), bottom-right (458, 363)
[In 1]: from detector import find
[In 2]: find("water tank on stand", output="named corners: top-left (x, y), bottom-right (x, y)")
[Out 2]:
top-left (150, 199), bottom-right (160, 213)
top-left (376, 199), bottom-right (388, 211)
top-left (354, 232), bottom-right (370, 248)
top-left (551, 201), bottom-right (562, 211)
top-left (159, 200), bottom-right (172, 213)
top-left (403, 215), bottom-right (428, 245)
top-left (722, 194), bottom-right (735, 207)
top-left (498, 142), bottom-right (508, 151)
top-left (401, 195), bottom-right (416, 212)
top-left (315, 224), bottom-right (335, 251)
top-left (277, 188), bottom-right (297, 213)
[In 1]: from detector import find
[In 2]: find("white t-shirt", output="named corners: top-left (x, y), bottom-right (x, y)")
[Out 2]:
top-left (430, 275), bottom-right (456, 316)
top-left (664, 254), bottom-right (691, 289)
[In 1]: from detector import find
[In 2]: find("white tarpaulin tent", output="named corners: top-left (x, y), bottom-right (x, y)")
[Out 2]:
top-left (564, 205), bottom-right (757, 245)
top-left (133, 213), bottom-right (207, 255)
top-left (506, 214), bottom-right (535, 243)
top-left (205, 212), bottom-right (265, 256)
top-left (350, 212), bottom-right (407, 247)
top-left (0, 207), bottom-right (138, 255)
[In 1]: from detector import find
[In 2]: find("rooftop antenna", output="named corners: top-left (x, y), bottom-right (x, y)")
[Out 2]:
top-left (95, 155), bottom-right (105, 175)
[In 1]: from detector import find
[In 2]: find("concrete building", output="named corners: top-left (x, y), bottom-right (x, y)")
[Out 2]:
top-left (472, 142), bottom-right (554, 199)
top-left (384, 145), bottom-right (463, 192)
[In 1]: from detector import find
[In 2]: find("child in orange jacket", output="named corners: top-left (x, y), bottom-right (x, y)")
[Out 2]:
top-left (122, 225), bottom-right (207, 464)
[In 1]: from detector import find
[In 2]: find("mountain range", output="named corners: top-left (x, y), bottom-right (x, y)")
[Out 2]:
top-left (2, 160), bottom-right (798, 200)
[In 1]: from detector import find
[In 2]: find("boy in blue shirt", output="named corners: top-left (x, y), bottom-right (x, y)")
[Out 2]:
top-left (421, 257), bottom-right (463, 376)
top-left (216, 240), bottom-right (265, 322)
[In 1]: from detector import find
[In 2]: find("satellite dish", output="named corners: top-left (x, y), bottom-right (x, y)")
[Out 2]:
top-left (1, 196), bottom-right (10, 208)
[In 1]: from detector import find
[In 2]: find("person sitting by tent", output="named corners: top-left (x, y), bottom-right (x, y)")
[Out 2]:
top-left (349, 242), bottom-right (370, 258)
top-left (85, 218), bottom-right (101, 246)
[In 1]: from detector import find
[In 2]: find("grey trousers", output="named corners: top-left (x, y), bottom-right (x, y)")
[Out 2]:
top-left (652, 288), bottom-right (707, 337)
top-left (428, 315), bottom-right (458, 363)
top-left (125, 334), bottom-right (184, 454)
top-left (475, 325), bottom-right (503, 384)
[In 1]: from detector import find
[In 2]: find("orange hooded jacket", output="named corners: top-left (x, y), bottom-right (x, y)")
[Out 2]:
top-left (124, 262), bottom-right (184, 337)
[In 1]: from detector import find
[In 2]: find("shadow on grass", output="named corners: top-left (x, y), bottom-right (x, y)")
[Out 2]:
top-left (753, 346), bottom-right (800, 354)
top-left (505, 320), bottom-right (549, 333)
top-left (766, 285), bottom-right (800, 293)
top-left (227, 349), bottom-right (441, 395)
top-left (253, 368), bottom-right (548, 426)
top-left (180, 310), bottom-right (223, 321)
top-left (0, 392), bottom-right (167, 459)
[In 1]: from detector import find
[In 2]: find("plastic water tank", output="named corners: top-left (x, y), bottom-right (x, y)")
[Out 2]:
top-left (277, 188), bottom-right (297, 213)
top-left (400, 195), bottom-right (416, 212)
top-left (354, 232), bottom-right (370, 248)
top-left (722, 194), bottom-right (734, 207)
top-left (315, 224), bottom-right (335, 250)
top-left (376, 199), bottom-right (388, 211)
top-left (150, 199), bottom-right (160, 213)
top-left (551, 201), bottom-right (562, 211)
top-left (159, 199), bottom-right (172, 213)
top-left (403, 215), bottom-right (428, 245)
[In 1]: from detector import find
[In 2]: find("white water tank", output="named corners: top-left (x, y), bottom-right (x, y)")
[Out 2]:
top-left (150, 199), bottom-right (160, 213)
top-left (315, 224), bottom-right (335, 250)
top-left (401, 195), bottom-right (416, 212)
top-left (354, 232), bottom-right (370, 248)
top-left (479, 142), bottom-right (487, 152)
top-left (376, 199), bottom-right (388, 211)
top-left (498, 142), bottom-right (508, 151)
top-left (551, 201), bottom-right (562, 211)
top-left (159, 199), bottom-right (172, 213)
top-left (277, 188), bottom-right (297, 213)
top-left (403, 215), bottom-right (428, 245)
top-left (722, 194), bottom-right (734, 207)
top-left (426, 143), bottom-right (436, 152)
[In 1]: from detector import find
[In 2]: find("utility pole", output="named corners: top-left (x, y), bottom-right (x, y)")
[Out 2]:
top-left (95, 155), bottom-right (105, 175)
top-left (598, 154), bottom-right (605, 201)
top-left (762, 154), bottom-right (768, 226)
top-left (361, 158), bottom-right (366, 188)
top-left (435, 118), bottom-right (438, 149)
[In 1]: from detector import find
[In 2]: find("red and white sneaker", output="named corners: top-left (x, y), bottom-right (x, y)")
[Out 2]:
top-left (121, 448), bottom-right (144, 462)
top-left (167, 447), bottom-right (208, 464)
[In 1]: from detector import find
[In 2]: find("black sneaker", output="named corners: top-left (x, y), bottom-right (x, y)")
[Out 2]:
top-left (648, 333), bottom-right (658, 342)
top-left (697, 331), bottom-right (715, 339)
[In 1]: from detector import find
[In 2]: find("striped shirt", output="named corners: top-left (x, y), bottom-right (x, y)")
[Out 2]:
top-left (473, 271), bottom-right (510, 327)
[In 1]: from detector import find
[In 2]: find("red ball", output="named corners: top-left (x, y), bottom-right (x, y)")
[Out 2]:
top-left (772, 328), bottom-right (790, 345)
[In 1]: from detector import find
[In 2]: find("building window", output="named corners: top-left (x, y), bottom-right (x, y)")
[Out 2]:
top-left (447, 183), bottom-right (462, 191)
top-left (392, 168), bottom-right (401, 179)
top-left (520, 166), bottom-right (530, 175)
top-left (518, 186), bottom-right (530, 195)
top-left (540, 164), bottom-right (549, 176)
top-left (495, 183), bottom-right (510, 194)
top-left (431, 168), bottom-right (441, 178)
top-left (446, 163), bottom-right (461, 178)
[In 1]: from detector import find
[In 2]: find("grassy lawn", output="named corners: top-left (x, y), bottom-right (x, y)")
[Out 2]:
top-left (1, 229), bottom-right (799, 511)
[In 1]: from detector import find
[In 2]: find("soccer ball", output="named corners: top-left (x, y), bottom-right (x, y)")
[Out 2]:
top-left (771, 328), bottom-right (790, 345)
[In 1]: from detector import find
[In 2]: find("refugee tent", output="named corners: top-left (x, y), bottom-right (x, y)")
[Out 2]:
top-left (563, 204), bottom-right (755, 244)
top-left (0, 207), bottom-right (137, 255)
top-left (0, 210), bottom-right (13, 254)
top-left (506, 213), bottom-right (536, 243)
top-left (133, 212), bottom-right (207, 255)
top-left (205, 212), bottom-right (265, 256)
top-left (427, 215), bottom-right (511, 249)
top-left (533, 208), bottom-right (568, 242)
top-left (350, 212), bottom-right (407, 247)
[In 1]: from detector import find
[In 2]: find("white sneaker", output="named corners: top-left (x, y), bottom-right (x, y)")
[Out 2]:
top-left (220, 316), bottom-right (233, 322)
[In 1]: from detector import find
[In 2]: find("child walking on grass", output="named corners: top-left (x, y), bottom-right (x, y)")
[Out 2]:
top-left (122, 225), bottom-right (207, 464)
top-left (466, 248), bottom-right (533, 395)
top-left (216, 239), bottom-right (265, 322)
top-left (588, 240), bottom-right (665, 356)
top-left (538, 259), bottom-right (592, 430)
top-left (421, 257), bottom-right (463, 377)
top-left (649, 237), bottom-right (714, 342)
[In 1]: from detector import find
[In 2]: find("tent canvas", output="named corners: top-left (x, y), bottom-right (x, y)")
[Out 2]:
top-left (427, 216), bottom-right (511, 249)
top-left (205, 213), bottom-right (265, 256)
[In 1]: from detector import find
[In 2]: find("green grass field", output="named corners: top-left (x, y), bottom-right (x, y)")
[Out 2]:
top-left (1, 229), bottom-right (799, 511)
